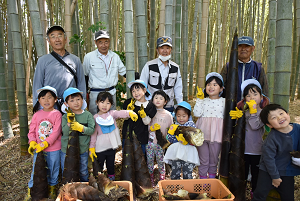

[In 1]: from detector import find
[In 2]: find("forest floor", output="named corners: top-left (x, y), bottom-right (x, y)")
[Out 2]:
top-left (0, 98), bottom-right (300, 200)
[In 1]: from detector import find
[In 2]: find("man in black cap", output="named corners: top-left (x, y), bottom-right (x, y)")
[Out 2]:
top-left (83, 30), bottom-right (126, 114)
top-left (140, 36), bottom-right (183, 112)
top-left (220, 36), bottom-right (268, 102)
top-left (32, 25), bottom-right (86, 107)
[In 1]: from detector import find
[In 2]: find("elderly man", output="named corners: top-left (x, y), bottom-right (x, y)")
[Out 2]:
top-left (32, 25), bottom-right (86, 106)
top-left (220, 36), bottom-right (268, 102)
top-left (140, 36), bottom-right (183, 112)
top-left (83, 30), bottom-right (126, 114)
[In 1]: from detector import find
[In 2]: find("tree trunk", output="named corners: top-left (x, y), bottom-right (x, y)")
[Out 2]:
top-left (94, 0), bottom-right (99, 23)
top-left (182, 0), bottom-right (188, 101)
top-left (38, 0), bottom-right (48, 53)
top-left (0, 13), bottom-right (14, 139)
top-left (174, 0), bottom-right (182, 67)
top-left (149, 0), bottom-right (156, 60)
top-left (100, 0), bottom-right (110, 32)
top-left (198, 0), bottom-right (209, 88)
top-left (159, 0), bottom-right (166, 36)
top-left (124, 0), bottom-right (135, 95)
top-left (65, 0), bottom-right (72, 52)
top-left (26, 21), bottom-right (33, 97)
top-left (135, 0), bottom-right (148, 72)
top-left (291, 0), bottom-right (297, 101)
top-left (165, 0), bottom-right (173, 37)
top-left (274, 0), bottom-right (293, 111)
top-left (8, 0), bottom-right (29, 155)
top-left (267, 0), bottom-right (277, 103)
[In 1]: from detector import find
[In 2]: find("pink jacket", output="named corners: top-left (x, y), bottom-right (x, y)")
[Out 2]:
top-left (28, 109), bottom-right (62, 152)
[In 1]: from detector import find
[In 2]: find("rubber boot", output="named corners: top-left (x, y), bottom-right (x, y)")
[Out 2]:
top-left (24, 188), bottom-right (31, 201)
top-left (150, 173), bottom-right (155, 187)
top-left (208, 173), bottom-right (216, 178)
top-left (160, 173), bottom-right (165, 181)
top-left (48, 185), bottom-right (57, 199)
top-left (108, 174), bottom-right (115, 181)
top-left (199, 175), bottom-right (207, 179)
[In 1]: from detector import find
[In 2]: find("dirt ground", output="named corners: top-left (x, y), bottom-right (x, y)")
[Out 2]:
top-left (1, 99), bottom-right (300, 200)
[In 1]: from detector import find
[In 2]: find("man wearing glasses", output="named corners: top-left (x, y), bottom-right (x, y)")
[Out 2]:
top-left (83, 30), bottom-right (126, 114)
top-left (32, 25), bottom-right (86, 107)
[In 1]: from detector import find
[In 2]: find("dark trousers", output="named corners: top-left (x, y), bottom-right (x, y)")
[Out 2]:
top-left (252, 170), bottom-right (294, 201)
top-left (96, 149), bottom-right (116, 175)
top-left (170, 160), bottom-right (195, 180)
top-left (244, 154), bottom-right (261, 192)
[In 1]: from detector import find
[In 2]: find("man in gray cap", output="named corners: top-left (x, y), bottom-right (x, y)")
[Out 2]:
top-left (83, 30), bottom-right (126, 114)
top-left (140, 36), bottom-right (183, 112)
top-left (32, 25), bottom-right (86, 107)
top-left (220, 36), bottom-right (268, 102)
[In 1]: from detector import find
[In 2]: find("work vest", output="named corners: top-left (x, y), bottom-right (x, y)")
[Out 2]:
top-left (147, 59), bottom-right (179, 107)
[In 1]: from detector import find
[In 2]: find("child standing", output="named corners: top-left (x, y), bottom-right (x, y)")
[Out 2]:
top-left (89, 92), bottom-right (138, 181)
top-left (60, 87), bottom-right (95, 182)
top-left (252, 104), bottom-right (300, 201)
top-left (26, 86), bottom-right (62, 200)
top-left (146, 90), bottom-right (173, 186)
top-left (230, 79), bottom-right (269, 195)
top-left (122, 80), bottom-right (157, 155)
top-left (193, 72), bottom-right (225, 179)
top-left (164, 101), bottom-right (200, 180)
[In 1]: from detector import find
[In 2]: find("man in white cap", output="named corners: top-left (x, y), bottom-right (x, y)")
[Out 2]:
top-left (83, 30), bottom-right (126, 114)
top-left (140, 36), bottom-right (183, 112)
top-left (220, 36), bottom-right (268, 102)
top-left (32, 25), bottom-right (86, 107)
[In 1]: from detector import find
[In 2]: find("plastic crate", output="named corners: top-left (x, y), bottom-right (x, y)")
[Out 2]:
top-left (55, 181), bottom-right (133, 201)
top-left (158, 179), bottom-right (234, 201)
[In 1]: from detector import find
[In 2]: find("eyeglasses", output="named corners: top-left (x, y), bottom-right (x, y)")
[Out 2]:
top-left (98, 41), bottom-right (109, 46)
top-left (49, 35), bottom-right (64, 40)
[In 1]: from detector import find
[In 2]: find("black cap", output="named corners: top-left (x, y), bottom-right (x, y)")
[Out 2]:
top-left (95, 30), bottom-right (110, 40)
top-left (46, 25), bottom-right (65, 35)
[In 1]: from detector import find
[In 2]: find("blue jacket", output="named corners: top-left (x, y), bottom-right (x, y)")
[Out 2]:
top-left (259, 123), bottom-right (300, 179)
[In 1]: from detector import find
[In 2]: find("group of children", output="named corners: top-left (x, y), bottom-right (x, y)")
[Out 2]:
top-left (26, 71), bottom-right (300, 201)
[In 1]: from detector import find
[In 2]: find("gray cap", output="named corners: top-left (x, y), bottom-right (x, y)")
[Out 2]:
top-left (238, 36), bottom-right (254, 46)
top-left (95, 30), bottom-right (110, 40)
top-left (47, 25), bottom-right (65, 35)
top-left (157, 36), bottom-right (173, 48)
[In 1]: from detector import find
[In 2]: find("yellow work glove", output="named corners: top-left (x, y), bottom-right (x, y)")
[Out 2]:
top-left (168, 124), bottom-right (179, 135)
top-left (67, 112), bottom-right (76, 123)
top-left (197, 86), bottom-right (204, 99)
top-left (127, 99), bottom-right (136, 110)
top-left (28, 141), bottom-right (37, 155)
top-left (70, 122), bottom-right (84, 132)
top-left (35, 141), bottom-right (49, 153)
top-left (89, 148), bottom-right (97, 162)
top-left (129, 110), bottom-right (138, 122)
top-left (176, 134), bottom-right (188, 145)
top-left (150, 123), bottom-right (161, 131)
top-left (246, 100), bottom-right (258, 114)
top-left (229, 107), bottom-right (243, 119)
top-left (138, 105), bottom-right (147, 118)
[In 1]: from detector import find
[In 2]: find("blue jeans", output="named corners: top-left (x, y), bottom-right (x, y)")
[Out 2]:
top-left (61, 150), bottom-right (89, 182)
top-left (28, 150), bottom-right (60, 188)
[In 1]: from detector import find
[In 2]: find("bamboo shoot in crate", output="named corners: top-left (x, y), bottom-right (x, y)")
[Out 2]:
top-left (31, 152), bottom-right (48, 201)
top-left (219, 30), bottom-right (239, 185)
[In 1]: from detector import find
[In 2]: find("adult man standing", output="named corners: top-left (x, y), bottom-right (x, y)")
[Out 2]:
top-left (140, 36), bottom-right (183, 112)
top-left (220, 36), bottom-right (268, 102)
top-left (32, 25), bottom-right (86, 106)
top-left (83, 30), bottom-right (126, 114)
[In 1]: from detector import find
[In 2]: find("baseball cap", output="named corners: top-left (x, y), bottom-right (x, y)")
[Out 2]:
top-left (37, 86), bottom-right (57, 96)
top-left (46, 25), bottom-right (65, 36)
top-left (95, 30), bottom-right (110, 40)
top-left (238, 36), bottom-right (254, 46)
top-left (157, 36), bottom-right (173, 48)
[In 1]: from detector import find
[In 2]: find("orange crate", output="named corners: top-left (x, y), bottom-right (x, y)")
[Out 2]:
top-left (158, 179), bottom-right (234, 201)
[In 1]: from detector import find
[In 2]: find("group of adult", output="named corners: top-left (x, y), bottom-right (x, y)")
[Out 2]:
top-left (32, 25), bottom-right (268, 113)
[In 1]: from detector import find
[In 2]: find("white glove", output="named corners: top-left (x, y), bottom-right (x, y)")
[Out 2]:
top-left (292, 157), bottom-right (300, 166)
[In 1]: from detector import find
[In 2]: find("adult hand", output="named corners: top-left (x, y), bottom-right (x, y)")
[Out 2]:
top-left (272, 178), bottom-right (282, 188)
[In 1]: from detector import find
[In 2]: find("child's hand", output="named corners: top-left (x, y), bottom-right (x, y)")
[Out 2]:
top-left (129, 110), bottom-right (138, 121)
top-left (246, 100), bottom-right (257, 114)
top-left (197, 86), bottom-right (204, 99)
top-left (28, 141), bottom-right (37, 155)
top-left (127, 99), bottom-right (136, 110)
top-left (168, 124), bottom-right (179, 135)
top-left (70, 122), bottom-right (84, 132)
top-left (35, 141), bottom-right (49, 153)
top-left (292, 157), bottom-right (300, 166)
top-left (150, 123), bottom-right (161, 131)
top-left (176, 134), bottom-right (188, 145)
top-left (89, 148), bottom-right (97, 162)
top-left (229, 107), bottom-right (243, 119)
top-left (67, 112), bottom-right (76, 123)
top-left (138, 105), bottom-right (146, 118)
top-left (272, 178), bottom-right (282, 188)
